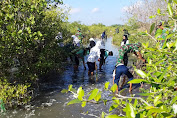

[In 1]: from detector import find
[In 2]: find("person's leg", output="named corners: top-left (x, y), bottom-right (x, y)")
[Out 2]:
top-left (99, 49), bottom-right (105, 70)
top-left (74, 56), bottom-right (79, 71)
top-left (87, 62), bottom-right (90, 75)
top-left (82, 58), bottom-right (86, 70)
top-left (122, 66), bottom-right (133, 93)
top-left (114, 66), bottom-right (124, 92)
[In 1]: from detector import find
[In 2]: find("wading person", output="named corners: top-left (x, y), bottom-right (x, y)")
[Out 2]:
top-left (113, 43), bottom-right (146, 93)
top-left (87, 41), bottom-right (101, 75)
top-left (121, 35), bottom-right (129, 66)
top-left (75, 28), bottom-right (84, 44)
top-left (71, 35), bottom-right (86, 71)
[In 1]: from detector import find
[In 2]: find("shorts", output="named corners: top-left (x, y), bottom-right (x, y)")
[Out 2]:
top-left (87, 62), bottom-right (95, 72)
top-left (100, 49), bottom-right (105, 65)
top-left (75, 56), bottom-right (79, 65)
top-left (114, 65), bottom-right (133, 88)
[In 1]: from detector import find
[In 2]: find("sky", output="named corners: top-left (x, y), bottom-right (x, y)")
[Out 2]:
top-left (61, 0), bottom-right (140, 26)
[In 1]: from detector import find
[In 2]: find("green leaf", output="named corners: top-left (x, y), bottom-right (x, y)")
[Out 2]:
top-left (126, 103), bottom-right (135, 118)
top-left (157, 8), bottom-right (161, 14)
top-left (171, 96), bottom-right (177, 104)
top-left (150, 23), bottom-right (155, 34)
top-left (102, 112), bottom-right (105, 118)
top-left (37, 31), bottom-right (43, 37)
top-left (174, 0), bottom-right (177, 4)
top-left (147, 108), bottom-right (164, 116)
top-left (106, 114), bottom-right (122, 118)
top-left (61, 89), bottom-right (68, 93)
top-left (81, 101), bottom-right (86, 107)
top-left (109, 104), bottom-right (118, 112)
top-left (94, 92), bottom-right (101, 102)
top-left (18, 30), bottom-right (22, 34)
top-left (77, 87), bottom-right (84, 101)
top-left (133, 99), bottom-right (138, 108)
top-left (158, 67), bottom-right (167, 82)
top-left (88, 88), bottom-right (99, 100)
top-left (102, 99), bottom-right (107, 105)
top-left (149, 15), bottom-right (156, 19)
top-left (67, 99), bottom-right (81, 105)
top-left (166, 33), bottom-right (174, 39)
top-left (154, 95), bottom-right (161, 106)
top-left (68, 85), bottom-right (73, 91)
top-left (112, 97), bottom-right (120, 104)
top-left (105, 82), bottom-right (109, 90)
top-left (110, 84), bottom-right (117, 93)
top-left (168, 0), bottom-right (172, 3)
top-left (173, 39), bottom-right (177, 52)
top-left (155, 29), bottom-right (162, 38)
top-left (128, 79), bottom-right (147, 84)
top-left (161, 113), bottom-right (173, 117)
top-left (167, 3), bottom-right (173, 16)
top-left (134, 69), bottom-right (148, 79)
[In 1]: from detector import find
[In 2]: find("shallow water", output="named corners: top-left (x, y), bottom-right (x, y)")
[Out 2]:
top-left (2, 38), bottom-right (148, 118)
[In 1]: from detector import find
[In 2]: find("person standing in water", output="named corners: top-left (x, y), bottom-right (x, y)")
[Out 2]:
top-left (87, 41), bottom-right (101, 75)
top-left (71, 35), bottom-right (86, 71)
top-left (121, 35), bottom-right (129, 66)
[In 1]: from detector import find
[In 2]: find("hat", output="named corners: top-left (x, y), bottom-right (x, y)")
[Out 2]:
top-left (71, 35), bottom-right (76, 38)
top-left (77, 28), bottom-right (81, 31)
top-left (89, 38), bottom-right (94, 41)
top-left (96, 41), bottom-right (102, 49)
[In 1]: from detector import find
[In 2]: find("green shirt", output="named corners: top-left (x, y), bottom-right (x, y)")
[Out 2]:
top-left (116, 44), bottom-right (139, 66)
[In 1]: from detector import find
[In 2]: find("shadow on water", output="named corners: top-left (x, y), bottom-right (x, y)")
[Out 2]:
top-left (2, 38), bottom-right (147, 118)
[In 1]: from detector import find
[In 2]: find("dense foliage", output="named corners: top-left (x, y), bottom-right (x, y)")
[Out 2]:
top-left (0, 0), bottom-right (70, 109)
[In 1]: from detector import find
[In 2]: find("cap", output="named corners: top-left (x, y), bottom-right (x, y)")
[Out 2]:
top-left (89, 38), bottom-right (94, 41)
top-left (77, 28), bottom-right (81, 31)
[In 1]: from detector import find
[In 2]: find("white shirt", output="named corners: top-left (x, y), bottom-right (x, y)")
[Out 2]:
top-left (121, 40), bottom-right (129, 46)
top-left (73, 37), bottom-right (80, 47)
top-left (87, 46), bottom-right (100, 63)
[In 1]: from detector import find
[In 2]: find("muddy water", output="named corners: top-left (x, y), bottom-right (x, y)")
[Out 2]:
top-left (2, 38), bottom-right (147, 118)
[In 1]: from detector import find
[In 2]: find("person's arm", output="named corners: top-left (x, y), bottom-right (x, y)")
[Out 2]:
top-left (136, 51), bottom-right (146, 62)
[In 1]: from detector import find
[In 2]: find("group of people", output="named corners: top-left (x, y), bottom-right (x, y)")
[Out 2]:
top-left (113, 30), bottom-right (146, 93)
top-left (57, 27), bottom-right (146, 93)
top-left (71, 28), bottom-right (112, 75)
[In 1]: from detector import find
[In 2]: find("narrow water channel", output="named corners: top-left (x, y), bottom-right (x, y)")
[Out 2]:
top-left (2, 38), bottom-right (145, 118)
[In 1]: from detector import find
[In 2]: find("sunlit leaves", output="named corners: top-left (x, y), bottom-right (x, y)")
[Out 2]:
top-left (61, 89), bottom-right (68, 93)
top-left (155, 29), bottom-right (163, 39)
top-left (126, 103), bottom-right (136, 118)
top-left (67, 99), bottom-right (81, 105)
top-left (134, 69), bottom-right (148, 79)
top-left (104, 82), bottom-right (109, 90)
top-left (88, 89), bottom-right (99, 101)
top-left (167, 3), bottom-right (173, 16)
top-left (77, 87), bottom-right (84, 101)
top-left (94, 92), bottom-right (101, 102)
top-left (150, 23), bottom-right (155, 34)
top-left (81, 101), bottom-right (86, 107)
top-left (110, 84), bottom-right (117, 93)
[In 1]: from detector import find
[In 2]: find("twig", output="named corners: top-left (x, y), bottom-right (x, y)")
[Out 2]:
top-left (146, 33), bottom-right (157, 42)
top-left (114, 94), bottom-right (152, 106)
top-left (81, 112), bottom-right (99, 118)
